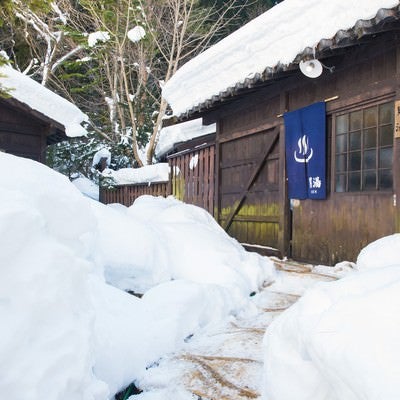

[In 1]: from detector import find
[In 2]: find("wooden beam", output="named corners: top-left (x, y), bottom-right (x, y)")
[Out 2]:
top-left (215, 120), bottom-right (222, 220)
top-left (220, 215), bottom-right (280, 223)
top-left (219, 118), bottom-right (278, 144)
top-left (279, 90), bottom-right (290, 258)
top-left (394, 41), bottom-right (400, 232)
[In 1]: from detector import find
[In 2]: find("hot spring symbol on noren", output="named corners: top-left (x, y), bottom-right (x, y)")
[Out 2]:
top-left (294, 134), bottom-right (313, 163)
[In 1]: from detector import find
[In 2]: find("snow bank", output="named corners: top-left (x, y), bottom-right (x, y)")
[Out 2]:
top-left (126, 195), bottom-right (275, 294)
top-left (93, 195), bottom-right (275, 295)
top-left (0, 152), bottom-right (274, 399)
top-left (89, 199), bottom-right (170, 292)
top-left (357, 233), bottom-right (400, 270)
top-left (142, 280), bottom-right (248, 341)
top-left (102, 163), bottom-right (169, 185)
top-left (162, 0), bottom-right (398, 116)
top-left (0, 154), bottom-right (107, 399)
top-left (263, 239), bottom-right (400, 400)
top-left (88, 277), bottom-right (150, 395)
top-left (0, 152), bottom-right (95, 256)
top-left (311, 261), bottom-right (357, 278)
top-left (0, 63), bottom-right (88, 137)
top-left (72, 176), bottom-right (99, 201)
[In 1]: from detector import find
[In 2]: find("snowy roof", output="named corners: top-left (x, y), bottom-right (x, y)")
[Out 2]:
top-left (162, 0), bottom-right (400, 117)
top-left (0, 63), bottom-right (88, 137)
top-left (156, 118), bottom-right (216, 158)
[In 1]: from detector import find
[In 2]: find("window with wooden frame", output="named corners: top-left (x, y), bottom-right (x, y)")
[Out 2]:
top-left (334, 101), bottom-right (393, 192)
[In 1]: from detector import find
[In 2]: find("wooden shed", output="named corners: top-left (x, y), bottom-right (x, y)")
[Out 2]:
top-left (0, 63), bottom-right (87, 163)
top-left (0, 96), bottom-right (67, 162)
top-left (162, 1), bottom-right (400, 264)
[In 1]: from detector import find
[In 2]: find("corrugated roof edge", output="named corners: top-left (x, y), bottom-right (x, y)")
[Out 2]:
top-left (176, 5), bottom-right (400, 120)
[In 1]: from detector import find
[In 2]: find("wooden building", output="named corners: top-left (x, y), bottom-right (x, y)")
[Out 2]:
top-left (0, 96), bottom-right (67, 162)
top-left (162, 2), bottom-right (400, 264)
top-left (0, 63), bottom-right (87, 163)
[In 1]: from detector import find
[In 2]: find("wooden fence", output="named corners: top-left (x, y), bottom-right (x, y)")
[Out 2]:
top-left (99, 181), bottom-right (170, 207)
top-left (99, 134), bottom-right (216, 215)
top-left (168, 141), bottom-right (215, 216)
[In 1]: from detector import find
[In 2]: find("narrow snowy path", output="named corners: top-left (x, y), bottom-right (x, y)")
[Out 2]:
top-left (135, 260), bottom-right (337, 399)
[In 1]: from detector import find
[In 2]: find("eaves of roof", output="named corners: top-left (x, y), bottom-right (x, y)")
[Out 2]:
top-left (1, 96), bottom-right (68, 145)
top-left (177, 5), bottom-right (400, 120)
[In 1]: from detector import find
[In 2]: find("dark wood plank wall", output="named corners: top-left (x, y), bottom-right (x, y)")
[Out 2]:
top-left (168, 142), bottom-right (215, 215)
top-left (100, 181), bottom-right (170, 207)
top-left (0, 101), bottom-right (47, 162)
top-left (292, 194), bottom-right (395, 264)
top-left (212, 34), bottom-right (400, 264)
top-left (217, 95), bottom-right (284, 253)
top-left (288, 39), bottom-right (399, 264)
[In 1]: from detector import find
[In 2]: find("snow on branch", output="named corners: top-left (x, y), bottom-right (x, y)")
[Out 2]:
top-left (51, 45), bottom-right (83, 73)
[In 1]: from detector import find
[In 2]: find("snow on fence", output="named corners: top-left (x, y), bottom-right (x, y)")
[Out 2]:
top-left (99, 181), bottom-right (170, 207)
top-left (99, 140), bottom-right (216, 214)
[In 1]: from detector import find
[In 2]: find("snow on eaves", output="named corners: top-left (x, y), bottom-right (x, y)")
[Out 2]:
top-left (0, 63), bottom-right (88, 137)
top-left (162, 0), bottom-right (400, 117)
top-left (156, 118), bottom-right (216, 158)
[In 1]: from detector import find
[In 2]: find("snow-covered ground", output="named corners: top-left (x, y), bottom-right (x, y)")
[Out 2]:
top-left (133, 261), bottom-right (338, 400)
top-left (0, 152), bottom-right (273, 399)
top-left (1, 151), bottom-right (400, 400)
top-left (72, 176), bottom-right (100, 201)
top-left (263, 240), bottom-right (400, 400)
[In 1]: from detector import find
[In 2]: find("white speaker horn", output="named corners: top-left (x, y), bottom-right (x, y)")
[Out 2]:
top-left (299, 59), bottom-right (323, 78)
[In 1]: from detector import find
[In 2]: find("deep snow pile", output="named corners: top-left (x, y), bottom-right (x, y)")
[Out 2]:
top-left (0, 152), bottom-right (274, 400)
top-left (262, 234), bottom-right (400, 400)
top-left (356, 233), bottom-right (400, 270)
top-left (99, 195), bottom-right (274, 294)
top-left (72, 176), bottom-right (99, 201)
top-left (0, 154), bottom-right (107, 399)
